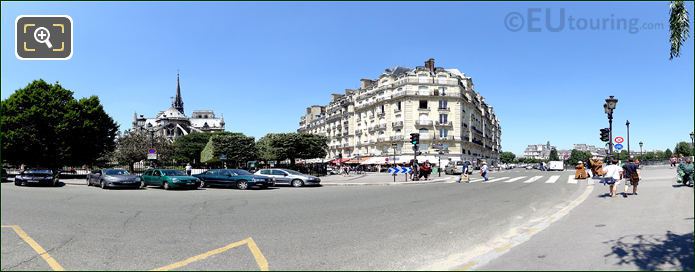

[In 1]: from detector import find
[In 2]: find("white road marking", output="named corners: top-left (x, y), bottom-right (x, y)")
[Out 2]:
top-left (567, 176), bottom-right (578, 184)
top-left (545, 175), bottom-right (561, 183)
top-left (523, 176), bottom-right (543, 183)
top-left (485, 177), bottom-right (510, 183)
top-left (588, 179), bottom-right (595, 185)
top-left (504, 176), bottom-right (526, 183)
top-left (468, 178), bottom-right (484, 183)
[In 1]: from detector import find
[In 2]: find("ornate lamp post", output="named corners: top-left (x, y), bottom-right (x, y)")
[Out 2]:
top-left (604, 96), bottom-right (618, 157)
top-left (690, 132), bottom-right (694, 156)
top-left (639, 141), bottom-right (643, 159)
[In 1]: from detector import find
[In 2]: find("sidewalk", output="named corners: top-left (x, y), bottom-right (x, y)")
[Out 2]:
top-left (320, 172), bottom-right (453, 186)
top-left (480, 165), bottom-right (694, 270)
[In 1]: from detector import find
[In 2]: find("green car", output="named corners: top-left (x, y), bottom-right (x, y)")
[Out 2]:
top-left (141, 169), bottom-right (200, 190)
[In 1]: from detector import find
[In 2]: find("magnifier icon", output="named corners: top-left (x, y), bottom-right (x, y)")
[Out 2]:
top-left (33, 27), bottom-right (53, 49)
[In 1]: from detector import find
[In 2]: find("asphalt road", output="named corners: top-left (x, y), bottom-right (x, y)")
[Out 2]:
top-left (1, 166), bottom-right (689, 270)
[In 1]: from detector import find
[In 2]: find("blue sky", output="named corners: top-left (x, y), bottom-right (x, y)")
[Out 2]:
top-left (2, 1), bottom-right (693, 155)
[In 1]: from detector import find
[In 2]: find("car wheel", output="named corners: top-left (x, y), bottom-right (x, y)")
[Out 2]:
top-left (163, 181), bottom-right (171, 190)
top-left (199, 180), bottom-right (207, 188)
top-left (140, 180), bottom-right (147, 189)
top-left (292, 179), bottom-right (304, 187)
top-left (100, 180), bottom-right (107, 189)
top-left (236, 181), bottom-right (248, 190)
top-left (14, 180), bottom-right (22, 186)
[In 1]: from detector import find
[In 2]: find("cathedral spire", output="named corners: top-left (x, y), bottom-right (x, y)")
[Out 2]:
top-left (173, 71), bottom-right (184, 113)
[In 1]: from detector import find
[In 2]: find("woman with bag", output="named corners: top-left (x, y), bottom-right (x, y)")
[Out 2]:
top-left (602, 158), bottom-right (623, 197)
top-left (480, 161), bottom-right (489, 182)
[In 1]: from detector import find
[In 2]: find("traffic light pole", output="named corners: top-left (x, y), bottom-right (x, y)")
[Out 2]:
top-left (608, 112), bottom-right (614, 156)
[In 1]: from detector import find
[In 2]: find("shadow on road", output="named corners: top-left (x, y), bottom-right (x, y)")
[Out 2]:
top-left (603, 231), bottom-right (694, 271)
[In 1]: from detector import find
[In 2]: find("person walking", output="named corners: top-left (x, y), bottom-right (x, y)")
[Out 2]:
top-left (481, 161), bottom-right (489, 182)
top-left (670, 156), bottom-right (677, 168)
top-left (185, 163), bottom-right (192, 176)
top-left (602, 158), bottom-right (623, 197)
top-left (622, 157), bottom-right (640, 196)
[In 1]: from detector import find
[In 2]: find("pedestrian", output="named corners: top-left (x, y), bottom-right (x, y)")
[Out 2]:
top-left (602, 158), bottom-right (623, 197)
top-left (185, 163), bottom-right (192, 176)
top-left (480, 161), bottom-right (489, 181)
top-left (677, 157), bottom-right (693, 186)
top-left (420, 161), bottom-right (432, 180)
top-left (670, 156), bottom-right (677, 168)
top-left (575, 161), bottom-right (588, 179)
top-left (584, 160), bottom-right (592, 178)
top-left (622, 157), bottom-right (640, 196)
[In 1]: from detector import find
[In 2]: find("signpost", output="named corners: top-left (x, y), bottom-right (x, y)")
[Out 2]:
top-left (147, 148), bottom-right (157, 160)
top-left (614, 143), bottom-right (624, 151)
top-left (614, 136), bottom-right (624, 144)
top-left (388, 166), bottom-right (413, 182)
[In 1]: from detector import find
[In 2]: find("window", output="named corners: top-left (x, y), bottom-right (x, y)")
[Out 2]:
top-left (439, 87), bottom-right (447, 96)
top-left (260, 170), bottom-right (271, 175)
top-left (380, 105), bottom-right (385, 114)
top-left (396, 101), bottom-right (402, 111)
top-left (439, 114), bottom-right (448, 124)
top-left (419, 128), bottom-right (429, 134)
top-left (439, 100), bottom-right (448, 109)
top-left (439, 129), bottom-right (448, 138)
top-left (419, 100), bottom-right (428, 109)
top-left (271, 170), bottom-right (286, 176)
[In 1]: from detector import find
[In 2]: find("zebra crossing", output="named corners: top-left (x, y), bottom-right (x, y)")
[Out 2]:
top-left (452, 173), bottom-right (595, 185)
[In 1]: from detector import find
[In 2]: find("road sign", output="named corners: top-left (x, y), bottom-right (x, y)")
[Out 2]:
top-left (614, 143), bottom-right (624, 150)
top-left (614, 136), bottom-right (624, 144)
top-left (147, 153), bottom-right (157, 160)
top-left (219, 154), bottom-right (227, 160)
top-left (388, 166), bottom-right (412, 174)
top-left (148, 148), bottom-right (156, 154)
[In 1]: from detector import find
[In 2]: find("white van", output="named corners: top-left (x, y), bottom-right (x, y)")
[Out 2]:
top-left (548, 161), bottom-right (564, 171)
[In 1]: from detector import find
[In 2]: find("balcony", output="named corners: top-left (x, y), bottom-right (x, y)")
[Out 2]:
top-left (437, 107), bottom-right (450, 112)
top-left (417, 107), bottom-right (430, 112)
top-left (393, 108), bottom-right (402, 113)
top-left (377, 112), bottom-right (386, 118)
top-left (435, 121), bottom-right (453, 127)
top-left (436, 135), bottom-right (459, 141)
top-left (355, 129), bottom-right (362, 135)
top-left (377, 123), bottom-right (387, 130)
top-left (367, 126), bottom-right (377, 132)
top-left (415, 120), bottom-right (433, 126)
top-left (342, 131), bottom-right (349, 136)
top-left (392, 121), bottom-right (403, 128)
top-left (377, 135), bottom-right (387, 141)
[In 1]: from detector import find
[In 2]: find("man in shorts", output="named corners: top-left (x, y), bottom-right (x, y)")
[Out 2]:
top-left (602, 158), bottom-right (623, 198)
top-left (622, 157), bottom-right (640, 197)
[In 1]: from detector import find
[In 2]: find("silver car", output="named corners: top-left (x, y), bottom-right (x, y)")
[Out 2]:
top-left (87, 168), bottom-right (142, 189)
top-left (254, 168), bottom-right (321, 187)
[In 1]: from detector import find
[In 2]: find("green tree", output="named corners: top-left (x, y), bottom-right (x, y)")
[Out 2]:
top-left (499, 151), bottom-right (516, 163)
top-left (172, 132), bottom-right (214, 165)
top-left (618, 150), bottom-right (629, 161)
top-left (567, 149), bottom-right (592, 166)
top-left (114, 131), bottom-right (173, 171)
top-left (200, 132), bottom-right (257, 167)
top-left (255, 133), bottom-right (328, 165)
top-left (664, 148), bottom-right (674, 159)
top-left (675, 141), bottom-right (693, 157)
top-left (1, 80), bottom-right (118, 168)
top-left (670, 0), bottom-right (690, 59)
top-left (548, 148), bottom-right (560, 161)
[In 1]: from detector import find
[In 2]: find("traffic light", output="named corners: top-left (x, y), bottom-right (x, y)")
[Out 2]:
top-left (600, 128), bottom-right (610, 142)
top-left (409, 133), bottom-right (420, 146)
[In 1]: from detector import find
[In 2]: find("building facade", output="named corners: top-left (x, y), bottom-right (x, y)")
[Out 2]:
top-left (573, 144), bottom-right (608, 157)
top-left (298, 59), bottom-right (501, 164)
top-left (523, 142), bottom-right (556, 160)
top-left (131, 73), bottom-right (225, 140)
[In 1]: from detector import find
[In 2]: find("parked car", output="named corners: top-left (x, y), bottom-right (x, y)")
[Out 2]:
top-left (255, 168), bottom-right (321, 187)
top-left (525, 165), bottom-right (534, 170)
top-left (193, 169), bottom-right (273, 190)
top-left (326, 166), bottom-right (339, 175)
top-left (444, 161), bottom-right (473, 175)
top-left (14, 169), bottom-right (59, 186)
top-left (141, 169), bottom-right (200, 190)
top-left (87, 168), bottom-right (142, 189)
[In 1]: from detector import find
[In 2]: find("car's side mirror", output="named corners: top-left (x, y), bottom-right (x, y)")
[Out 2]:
top-left (283, 173), bottom-right (288, 176)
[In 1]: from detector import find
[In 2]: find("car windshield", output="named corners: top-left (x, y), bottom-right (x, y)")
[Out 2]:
top-left (283, 169), bottom-right (303, 175)
top-left (104, 169), bottom-right (130, 175)
top-left (23, 170), bottom-right (53, 174)
top-left (161, 170), bottom-right (187, 176)
top-left (230, 169), bottom-right (252, 176)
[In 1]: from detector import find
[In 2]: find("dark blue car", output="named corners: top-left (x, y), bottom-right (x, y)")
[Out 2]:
top-left (193, 169), bottom-right (273, 190)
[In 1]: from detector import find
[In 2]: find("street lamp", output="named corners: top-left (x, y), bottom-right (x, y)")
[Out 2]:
top-left (604, 96), bottom-right (618, 157)
top-left (438, 150), bottom-right (444, 177)
top-left (391, 143), bottom-right (398, 168)
top-left (690, 131), bottom-right (694, 156)
top-left (626, 120), bottom-right (630, 157)
top-left (639, 141), bottom-right (643, 159)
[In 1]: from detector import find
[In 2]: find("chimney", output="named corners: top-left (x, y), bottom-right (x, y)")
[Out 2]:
top-left (425, 58), bottom-right (435, 73)
top-left (360, 79), bottom-right (373, 89)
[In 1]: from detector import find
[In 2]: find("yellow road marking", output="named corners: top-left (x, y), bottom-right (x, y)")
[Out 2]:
top-left (493, 243), bottom-right (513, 253)
top-left (457, 261), bottom-right (477, 271)
top-left (152, 237), bottom-right (268, 271)
top-left (1, 225), bottom-right (65, 271)
top-left (23, 23), bottom-right (35, 33)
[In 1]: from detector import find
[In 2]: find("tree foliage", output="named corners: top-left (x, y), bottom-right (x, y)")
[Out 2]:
top-left (665, 148), bottom-right (673, 159)
top-left (548, 148), bottom-right (560, 161)
top-left (255, 133), bottom-right (328, 165)
top-left (172, 132), bottom-right (214, 164)
top-left (567, 149), bottom-right (592, 166)
top-left (674, 141), bottom-right (693, 157)
top-left (669, 0), bottom-right (690, 59)
top-left (1, 80), bottom-right (118, 168)
top-left (200, 132), bottom-right (257, 167)
top-left (499, 151), bottom-right (516, 163)
top-left (113, 131), bottom-right (173, 171)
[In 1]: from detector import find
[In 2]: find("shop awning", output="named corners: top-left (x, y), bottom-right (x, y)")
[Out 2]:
top-left (395, 155), bottom-right (441, 165)
top-left (361, 156), bottom-right (390, 165)
top-left (345, 157), bottom-right (369, 164)
top-left (329, 158), bottom-right (351, 164)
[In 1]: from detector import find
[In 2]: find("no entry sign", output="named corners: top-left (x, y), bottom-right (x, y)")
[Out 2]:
top-left (614, 136), bottom-right (624, 144)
